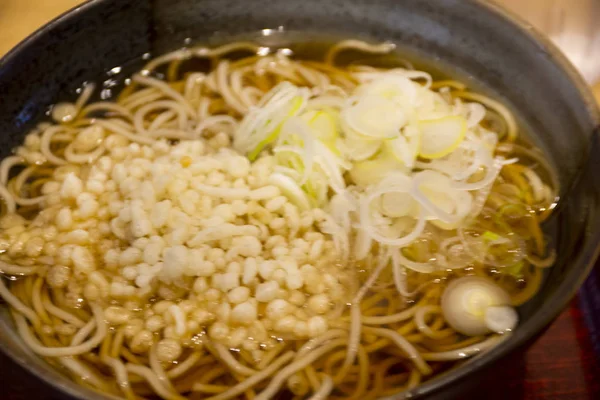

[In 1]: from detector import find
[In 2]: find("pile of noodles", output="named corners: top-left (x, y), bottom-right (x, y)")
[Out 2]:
top-left (0, 39), bottom-right (557, 400)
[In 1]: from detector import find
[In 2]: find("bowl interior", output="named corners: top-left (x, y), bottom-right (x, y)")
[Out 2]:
top-left (0, 0), bottom-right (599, 399)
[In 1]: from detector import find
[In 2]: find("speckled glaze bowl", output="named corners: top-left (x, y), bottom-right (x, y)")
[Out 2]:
top-left (0, 0), bottom-right (599, 399)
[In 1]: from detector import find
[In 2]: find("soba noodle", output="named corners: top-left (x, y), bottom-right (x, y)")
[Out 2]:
top-left (0, 39), bottom-right (557, 399)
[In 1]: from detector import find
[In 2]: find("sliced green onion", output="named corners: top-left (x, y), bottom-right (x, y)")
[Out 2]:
top-left (482, 231), bottom-right (501, 242)
top-left (505, 261), bottom-right (525, 278)
top-left (268, 172), bottom-right (311, 211)
top-left (248, 96), bottom-right (305, 161)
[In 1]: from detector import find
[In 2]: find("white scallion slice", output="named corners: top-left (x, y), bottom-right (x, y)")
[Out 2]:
top-left (380, 191), bottom-right (416, 218)
top-left (303, 110), bottom-right (339, 143)
top-left (338, 134), bottom-right (381, 161)
top-left (410, 170), bottom-right (472, 228)
top-left (268, 172), bottom-right (311, 211)
top-left (235, 82), bottom-right (307, 158)
top-left (341, 95), bottom-right (406, 140)
top-left (356, 75), bottom-right (417, 105)
top-left (349, 153), bottom-right (407, 188)
top-left (247, 96), bottom-right (305, 161)
top-left (484, 306), bottom-right (518, 334)
top-left (418, 115), bottom-right (467, 159)
top-left (359, 174), bottom-right (425, 247)
top-left (387, 124), bottom-right (420, 168)
top-left (353, 227), bottom-right (373, 261)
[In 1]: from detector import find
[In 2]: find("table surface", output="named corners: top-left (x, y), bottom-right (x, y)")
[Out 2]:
top-left (486, 300), bottom-right (600, 400)
top-left (1, 0), bottom-right (600, 399)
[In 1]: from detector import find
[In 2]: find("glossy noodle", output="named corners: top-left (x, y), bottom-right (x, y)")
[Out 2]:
top-left (0, 39), bottom-right (557, 399)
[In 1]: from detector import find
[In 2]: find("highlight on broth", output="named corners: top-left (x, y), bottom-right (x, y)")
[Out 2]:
top-left (0, 39), bottom-right (558, 399)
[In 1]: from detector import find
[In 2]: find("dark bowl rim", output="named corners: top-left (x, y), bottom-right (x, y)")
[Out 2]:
top-left (0, 0), bottom-right (599, 399)
top-left (0, 3), bottom-right (126, 399)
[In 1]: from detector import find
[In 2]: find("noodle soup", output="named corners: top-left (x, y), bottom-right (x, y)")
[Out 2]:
top-left (0, 39), bottom-right (557, 399)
